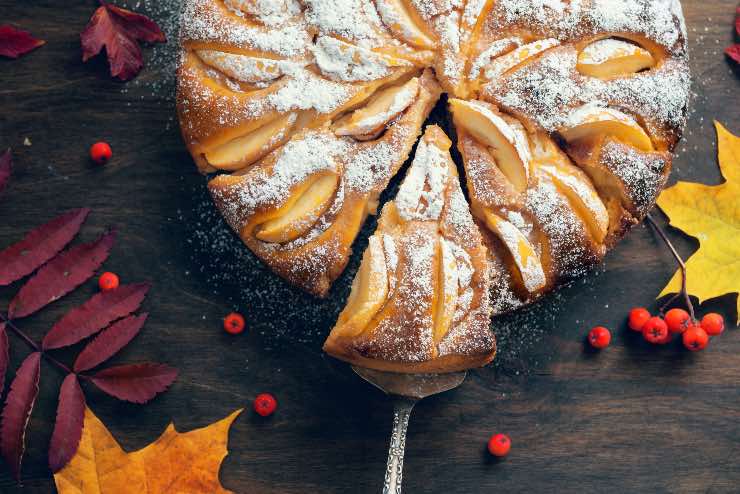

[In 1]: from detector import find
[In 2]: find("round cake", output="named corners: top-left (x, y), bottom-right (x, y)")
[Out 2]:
top-left (176, 0), bottom-right (690, 368)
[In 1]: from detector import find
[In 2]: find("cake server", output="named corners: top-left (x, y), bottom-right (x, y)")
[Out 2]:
top-left (352, 366), bottom-right (467, 494)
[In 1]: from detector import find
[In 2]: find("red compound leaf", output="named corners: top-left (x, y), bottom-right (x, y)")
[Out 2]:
top-left (8, 231), bottom-right (116, 319)
top-left (80, 3), bottom-right (166, 81)
top-left (91, 363), bottom-right (177, 404)
top-left (0, 323), bottom-right (8, 392)
top-left (0, 352), bottom-right (41, 481)
top-left (42, 283), bottom-right (150, 350)
top-left (48, 375), bottom-right (86, 473)
top-left (0, 208), bottom-right (90, 287)
top-left (0, 25), bottom-right (45, 59)
top-left (73, 313), bottom-right (148, 372)
top-left (0, 149), bottom-right (10, 196)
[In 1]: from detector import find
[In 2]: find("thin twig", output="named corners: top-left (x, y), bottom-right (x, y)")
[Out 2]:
top-left (0, 313), bottom-right (73, 375)
top-left (645, 213), bottom-right (696, 321)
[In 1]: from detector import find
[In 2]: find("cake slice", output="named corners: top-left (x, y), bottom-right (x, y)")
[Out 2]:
top-left (323, 125), bottom-right (495, 373)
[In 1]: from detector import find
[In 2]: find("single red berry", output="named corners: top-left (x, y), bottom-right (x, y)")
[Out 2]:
top-left (628, 307), bottom-right (651, 332)
top-left (642, 317), bottom-right (668, 344)
top-left (223, 312), bottom-right (245, 335)
top-left (655, 329), bottom-right (673, 345)
top-left (254, 393), bottom-right (277, 417)
top-left (700, 313), bottom-right (725, 336)
top-left (487, 433), bottom-right (511, 457)
top-left (90, 141), bottom-right (112, 164)
top-left (665, 308), bottom-right (691, 334)
top-left (588, 326), bottom-right (611, 349)
top-left (683, 326), bottom-right (709, 351)
top-left (98, 272), bottom-right (119, 292)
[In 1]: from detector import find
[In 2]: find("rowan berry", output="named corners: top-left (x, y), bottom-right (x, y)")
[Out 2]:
top-left (223, 312), bottom-right (245, 335)
top-left (254, 393), bottom-right (277, 417)
top-left (487, 433), bottom-right (511, 457)
top-left (683, 326), bottom-right (709, 351)
top-left (588, 326), bottom-right (611, 349)
top-left (700, 313), bottom-right (725, 336)
top-left (628, 307), bottom-right (651, 332)
top-left (642, 317), bottom-right (668, 344)
top-left (90, 141), bottom-right (112, 164)
top-left (665, 308), bottom-right (691, 334)
top-left (98, 271), bottom-right (119, 291)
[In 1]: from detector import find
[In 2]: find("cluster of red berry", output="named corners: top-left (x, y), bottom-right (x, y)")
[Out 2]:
top-left (628, 307), bottom-right (724, 351)
top-left (587, 307), bottom-right (725, 351)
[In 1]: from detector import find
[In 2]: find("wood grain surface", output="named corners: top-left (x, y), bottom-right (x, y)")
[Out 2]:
top-left (1, 1), bottom-right (739, 492)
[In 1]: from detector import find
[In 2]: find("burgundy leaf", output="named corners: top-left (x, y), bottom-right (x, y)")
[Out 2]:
top-left (73, 313), bottom-right (148, 372)
top-left (81, 3), bottom-right (166, 81)
top-left (0, 352), bottom-right (41, 481)
top-left (0, 208), bottom-right (90, 286)
top-left (727, 44), bottom-right (740, 64)
top-left (48, 375), bottom-right (85, 473)
top-left (91, 363), bottom-right (177, 404)
top-left (0, 323), bottom-right (8, 391)
top-left (736, 7), bottom-right (740, 36)
top-left (0, 149), bottom-right (10, 196)
top-left (0, 25), bottom-right (45, 59)
top-left (43, 283), bottom-right (150, 350)
top-left (8, 230), bottom-right (116, 319)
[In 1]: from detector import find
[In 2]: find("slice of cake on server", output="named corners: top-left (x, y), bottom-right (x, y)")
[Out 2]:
top-left (323, 125), bottom-right (495, 373)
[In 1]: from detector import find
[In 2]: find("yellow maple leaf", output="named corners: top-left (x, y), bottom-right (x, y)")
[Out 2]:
top-left (656, 121), bottom-right (740, 322)
top-left (53, 406), bottom-right (242, 494)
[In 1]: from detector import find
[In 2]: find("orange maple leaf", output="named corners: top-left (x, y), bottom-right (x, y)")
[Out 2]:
top-left (53, 406), bottom-right (241, 493)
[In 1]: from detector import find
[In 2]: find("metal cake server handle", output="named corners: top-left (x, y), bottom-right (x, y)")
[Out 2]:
top-left (352, 366), bottom-right (467, 494)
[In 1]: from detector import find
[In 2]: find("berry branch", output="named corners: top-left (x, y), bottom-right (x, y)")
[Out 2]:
top-left (645, 213), bottom-right (696, 321)
top-left (0, 313), bottom-right (72, 375)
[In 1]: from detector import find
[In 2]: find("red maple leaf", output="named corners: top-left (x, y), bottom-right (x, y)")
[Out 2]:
top-left (80, 2), bottom-right (166, 81)
top-left (0, 25), bottom-right (45, 59)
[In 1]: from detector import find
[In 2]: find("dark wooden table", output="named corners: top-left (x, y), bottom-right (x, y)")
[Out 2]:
top-left (1, 1), bottom-right (739, 492)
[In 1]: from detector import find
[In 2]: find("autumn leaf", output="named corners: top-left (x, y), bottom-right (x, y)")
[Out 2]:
top-left (90, 362), bottom-right (177, 403)
top-left (657, 122), bottom-right (740, 322)
top-left (8, 230), bottom-right (116, 319)
top-left (0, 149), bottom-right (10, 195)
top-left (0, 208), bottom-right (90, 286)
top-left (48, 375), bottom-right (86, 473)
top-left (54, 406), bottom-right (242, 493)
top-left (0, 323), bottom-right (8, 391)
top-left (0, 25), bottom-right (45, 59)
top-left (42, 283), bottom-right (149, 350)
top-left (73, 313), bottom-right (148, 372)
top-left (726, 7), bottom-right (740, 64)
top-left (0, 352), bottom-right (41, 481)
top-left (80, 3), bottom-right (166, 81)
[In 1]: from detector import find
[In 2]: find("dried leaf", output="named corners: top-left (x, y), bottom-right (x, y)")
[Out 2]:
top-left (0, 352), bottom-right (41, 481)
top-left (0, 25), bottom-right (45, 59)
top-left (0, 149), bottom-right (10, 195)
top-left (91, 363), bottom-right (177, 404)
top-left (0, 323), bottom-right (8, 391)
top-left (657, 122), bottom-right (740, 321)
top-left (80, 3), bottom-right (166, 81)
top-left (49, 375), bottom-right (86, 473)
top-left (74, 313), bottom-right (148, 372)
top-left (0, 208), bottom-right (90, 286)
top-left (54, 407), bottom-right (240, 493)
top-left (43, 283), bottom-right (149, 350)
top-left (8, 231), bottom-right (116, 319)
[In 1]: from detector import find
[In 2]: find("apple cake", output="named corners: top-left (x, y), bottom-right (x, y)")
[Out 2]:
top-left (177, 0), bottom-right (690, 370)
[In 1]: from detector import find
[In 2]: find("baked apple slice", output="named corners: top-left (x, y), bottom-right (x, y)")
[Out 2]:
top-left (434, 238), bottom-right (459, 344)
top-left (334, 235), bottom-right (389, 337)
top-left (537, 164), bottom-right (609, 243)
top-left (334, 77), bottom-right (420, 139)
top-left (559, 104), bottom-right (653, 152)
top-left (577, 39), bottom-right (655, 78)
top-left (204, 113), bottom-right (297, 171)
top-left (482, 210), bottom-right (546, 294)
top-left (255, 172), bottom-right (339, 243)
top-left (375, 0), bottom-right (436, 49)
top-left (449, 99), bottom-right (531, 193)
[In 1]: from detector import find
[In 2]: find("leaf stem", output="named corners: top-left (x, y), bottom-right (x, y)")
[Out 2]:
top-left (0, 313), bottom-right (73, 375)
top-left (645, 213), bottom-right (696, 321)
